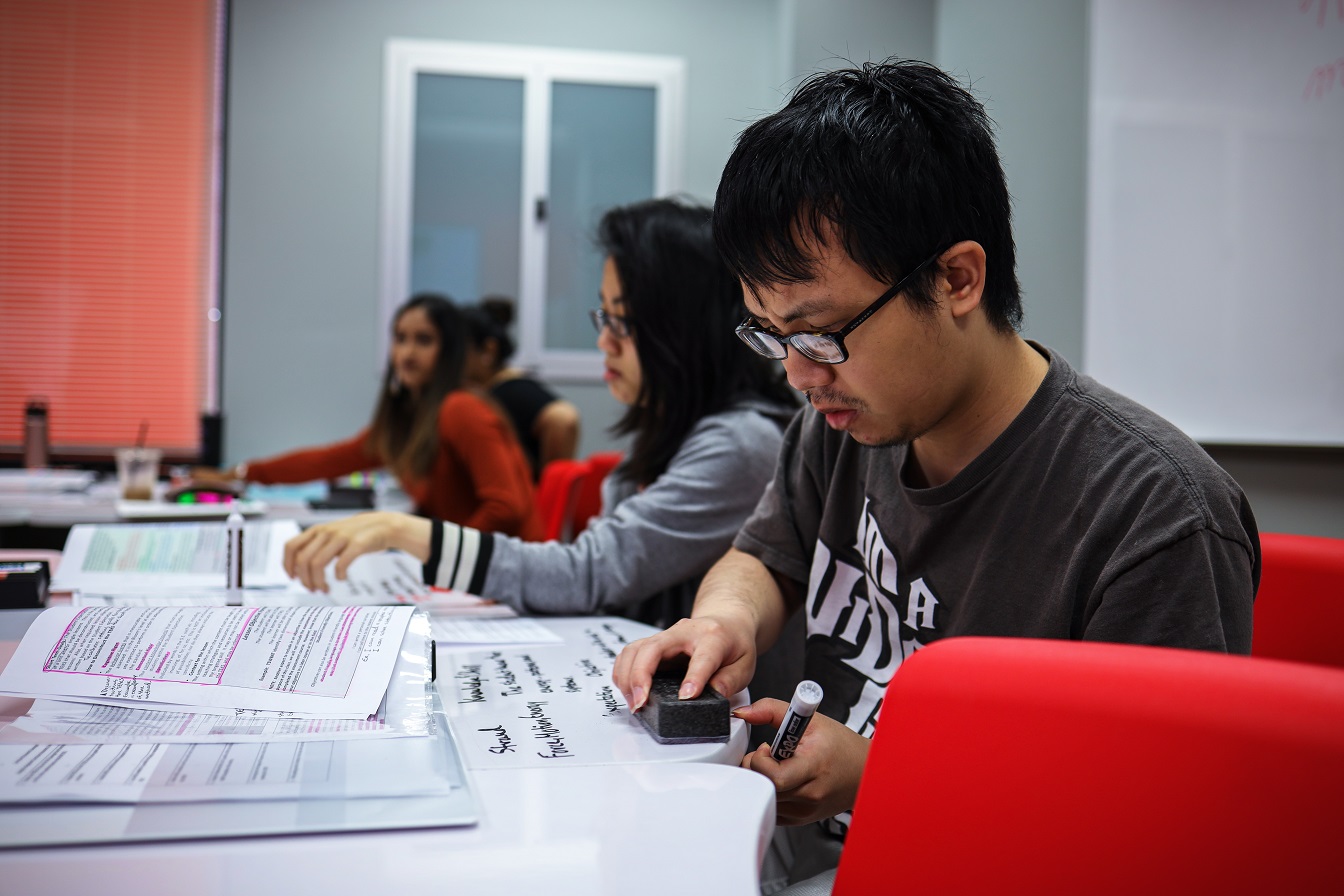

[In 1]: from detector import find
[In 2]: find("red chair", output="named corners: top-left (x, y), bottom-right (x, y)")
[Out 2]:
top-left (567, 451), bottom-right (622, 540)
top-left (1253, 532), bottom-right (1344, 668)
top-left (535, 459), bottom-right (587, 542)
top-left (534, 452), bottom-right (622, 543)
top-left (834, 637), bottom-right (1344, 895)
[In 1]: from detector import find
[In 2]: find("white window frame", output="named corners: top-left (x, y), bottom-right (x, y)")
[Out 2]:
top-left (380, 40), bottom-right (686, 379)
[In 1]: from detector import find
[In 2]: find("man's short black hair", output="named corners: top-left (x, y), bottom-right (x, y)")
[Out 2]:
top-left (714, 58), bottom-right (1023, 333)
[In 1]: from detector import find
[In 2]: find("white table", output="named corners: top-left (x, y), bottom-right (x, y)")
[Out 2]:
top-left (0, 763), bottom-right (773, 894)
top-left (0, 611), bottom-right (775, 895)
top-left (4, 478), bottom-right (411, 530)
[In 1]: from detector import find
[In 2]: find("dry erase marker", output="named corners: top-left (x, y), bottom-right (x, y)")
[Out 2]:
top-left (771, 679), bottom-right (823, 760)
top-left (225, 510), bottom-right (245, 595)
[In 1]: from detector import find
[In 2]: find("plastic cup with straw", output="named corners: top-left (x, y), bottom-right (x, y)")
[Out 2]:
top-left (116, 420), bottom-right (160, 500)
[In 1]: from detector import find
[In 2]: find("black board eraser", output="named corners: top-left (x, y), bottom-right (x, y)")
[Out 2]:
top-left (636, 675), bottom-right (730, 744)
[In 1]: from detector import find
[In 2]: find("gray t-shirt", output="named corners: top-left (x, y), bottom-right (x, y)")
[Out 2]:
top-left (735, 345), bottom-right (1259, 745)
top-left (424, 396), bottom-right (799, 626)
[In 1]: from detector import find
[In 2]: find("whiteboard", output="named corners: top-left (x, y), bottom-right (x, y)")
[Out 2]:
top-left (1085, 0), bottom-right (1344, 446)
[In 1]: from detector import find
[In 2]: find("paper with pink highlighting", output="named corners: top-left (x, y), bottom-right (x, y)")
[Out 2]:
top-left (0, 605), bottom-right (414, 718)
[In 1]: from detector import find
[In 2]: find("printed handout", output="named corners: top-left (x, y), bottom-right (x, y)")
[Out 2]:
top-left (1, 699), bottom-right (423, 742)
top-left (73, 592), bottom-right (237, 608)
top-left (52, 520), bottom-right (302, 592)
top-left (66, 549), bottom-right (513, 618)
top-left (0, 725), bottom-right (462, 804)
top-left (311, 550), bottom-right (432, 604)
top-left (0, 605), bottom-right (415, 718)
top-left (1, 613), bottom-right (434, 743)
top-left (302, 551), bottom-right (515, 616)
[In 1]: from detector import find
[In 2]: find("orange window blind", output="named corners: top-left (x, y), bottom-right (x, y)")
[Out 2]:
top-left (0, 0), bottom-right (220, 460)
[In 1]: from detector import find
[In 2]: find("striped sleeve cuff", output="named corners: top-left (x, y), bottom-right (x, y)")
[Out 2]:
top-left (422, 521), bottom-right (493, 595)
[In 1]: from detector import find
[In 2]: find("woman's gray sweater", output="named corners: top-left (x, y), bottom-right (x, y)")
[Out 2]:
top-left (422, 397), bottom-right (797, 626)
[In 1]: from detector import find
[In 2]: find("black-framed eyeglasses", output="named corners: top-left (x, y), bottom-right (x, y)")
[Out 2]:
top-left (734, 249), bottom-right (944, 364)
top-left (589, 307), bottom-right (633, 340)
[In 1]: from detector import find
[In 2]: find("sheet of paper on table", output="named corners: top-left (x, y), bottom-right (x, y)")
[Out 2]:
top-left (0, 605), bottom-right (415, 719)
top-left (0, 731), bottom-right (460, 803)
top-left (73, 591), bottom-right (241, 607)
top-left (432, 615), bottom-right (562, 645)
top-left (64, 549), bottom-right (515, 620)
top-left (0, 609), bottom-right (433, 744)
top-left (437, 617), bottom-right (747, 771)
top-left (115, 499), bottom-right (268, 521)
top-left (295, 552), bottom-right (516, 617)
top-left (52, 520), bottom-right (303, 592)
top-left (0, 691), bottom-right (478, 845)
top-left (0, 468), bottom-right (96, 493)
top-left (0, 609), bottom-right (476, 846)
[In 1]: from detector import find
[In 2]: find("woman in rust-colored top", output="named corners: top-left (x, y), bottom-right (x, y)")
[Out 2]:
top-left (210, 294), bottom-right (541, 540)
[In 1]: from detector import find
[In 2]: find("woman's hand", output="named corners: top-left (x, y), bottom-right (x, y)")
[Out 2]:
top-left (733, 699), bottom-right (871, 826)
top-left (283, 511), bottom-right (431, 592)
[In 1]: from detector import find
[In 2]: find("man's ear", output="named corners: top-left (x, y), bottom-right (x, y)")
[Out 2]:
top-left (940, 241), bottom-right (986, 319)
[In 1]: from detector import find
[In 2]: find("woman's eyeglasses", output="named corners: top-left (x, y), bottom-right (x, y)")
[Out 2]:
top-left (589, 307), bottom-right (633, 340)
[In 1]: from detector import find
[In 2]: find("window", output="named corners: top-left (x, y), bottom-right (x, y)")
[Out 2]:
top-left (0, 0), bottom-right (222, 463)
top-left (381, 41), bottom-right (685, 378)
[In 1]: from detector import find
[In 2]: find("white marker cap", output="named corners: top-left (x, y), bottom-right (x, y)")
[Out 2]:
top-left (790, 680), bottom-right (823, 716)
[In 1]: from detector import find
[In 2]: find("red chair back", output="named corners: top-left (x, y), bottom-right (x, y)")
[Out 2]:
top-left (535, 459), bottom-right (586, 542)
top-left (834, 637), bottom-right (1344, 895)
top-left (567, 451), bottom-right (621, 540)
top-left (1253, 532), bottom-right (1344, 668)
top-left (535, 452), bottom-right (622, 542)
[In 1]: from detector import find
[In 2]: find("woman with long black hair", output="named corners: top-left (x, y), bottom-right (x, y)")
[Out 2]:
top-left (284, 198), bottom-right (798, 626)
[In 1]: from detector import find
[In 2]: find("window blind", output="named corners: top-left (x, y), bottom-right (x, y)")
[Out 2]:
top-left (0, 0), bottom-right (220, 460)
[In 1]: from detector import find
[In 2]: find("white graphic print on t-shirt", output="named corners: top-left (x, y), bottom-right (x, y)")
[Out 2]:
top-left (805, 497), bottom-right (941, 738)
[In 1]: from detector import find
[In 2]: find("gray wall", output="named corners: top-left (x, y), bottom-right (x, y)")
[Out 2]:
top-left (932, 0), bottom-right (1343, 539)
top-left (934, 0), bottom-right (1087, 364)
top-left (224, 0), bottom-right (784, 463)
top-left (786, 0), bottom-right (934, 79)
top-left (224, 0), bottom-right (1343, 538)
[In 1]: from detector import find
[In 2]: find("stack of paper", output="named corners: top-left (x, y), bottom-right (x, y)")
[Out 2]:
top-left (115, 498), bottom-right (268, 521)
top-left (1, 604), bottom-right (419, 719)
top-left (0, 604), bottom-right (475, 837)
top-left (0, 468), bottom-right (96, 494)
top-left (52, 520), bottom-right (302, 594)
top-left (54, 521), bottom-right (514, 617)
top-left (295, 551), bottom-right (516, 617)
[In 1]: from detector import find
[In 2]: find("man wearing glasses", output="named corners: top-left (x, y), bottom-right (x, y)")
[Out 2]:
top-left (613, 58), bottom-right (1259, 887)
